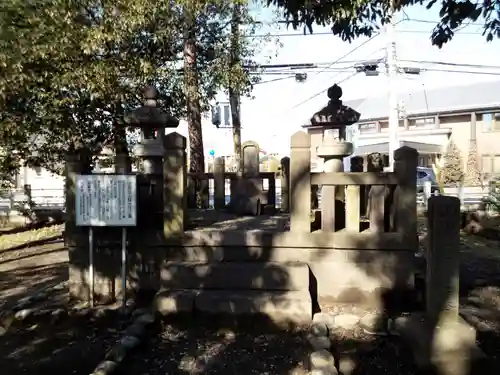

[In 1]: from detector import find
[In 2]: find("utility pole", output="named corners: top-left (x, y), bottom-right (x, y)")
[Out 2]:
top-left (386, 0), bottom-right (399, 170)
top-left (229, 4), bottom-right (242, 173)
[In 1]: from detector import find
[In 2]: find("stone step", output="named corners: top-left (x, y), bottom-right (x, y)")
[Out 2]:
top-left (160, 262), bottom-right (310, 291)
top-left (155, 289), bottom-right (312, 325)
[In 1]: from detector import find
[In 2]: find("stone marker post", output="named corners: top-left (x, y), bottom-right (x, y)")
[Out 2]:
top-left (290, 131), bottom-right (311, 232)
top-left (213, 156), bottom-right (226, 209)
top-left (163, 133), bottom-right (187, 237)
top-left (426, 195), bottom-right (461, 325)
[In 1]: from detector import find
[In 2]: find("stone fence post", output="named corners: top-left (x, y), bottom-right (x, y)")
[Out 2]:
top-left (280, 156), bottom-right (290, 212)
top-left (426, 195), bottom-right (461, 325)
top-left (163, 133), bottom-right (186, 238)
top-left (393, 146), bottom-right (418, 249)
top-left (290, 131), bottom-right (311, 232)
top-left (213, 156), bottom-right (225, 209)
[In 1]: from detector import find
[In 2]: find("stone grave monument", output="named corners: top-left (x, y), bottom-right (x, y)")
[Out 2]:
top-left (233, 141), bottom-right (267, 215)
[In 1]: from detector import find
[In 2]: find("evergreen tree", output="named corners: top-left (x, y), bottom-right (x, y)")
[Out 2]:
top-left (464, 139), bottom-right (482, 186)
top-left (441, 139), bottom-right (464, 186)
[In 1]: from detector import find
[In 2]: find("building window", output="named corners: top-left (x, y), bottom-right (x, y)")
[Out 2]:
top-left (409, 117), bottom-right (435, 129)
top-left (481, 112), bottom-right (500, 132)
top-left (379, 120), bottom-right (404, 132)
top-left (359, 122), bottom-right (378, 134)
top-left (481, 154), bottom-right (500, 177)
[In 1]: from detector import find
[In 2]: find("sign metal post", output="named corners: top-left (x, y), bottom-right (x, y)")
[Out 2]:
top-left (75, 174), bottom-right (137, 308)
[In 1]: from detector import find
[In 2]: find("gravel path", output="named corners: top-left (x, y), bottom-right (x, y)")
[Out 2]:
top-left (121, 323), bottom-right (309, 375)
top-left (0, 312), bottom-right (126, 375)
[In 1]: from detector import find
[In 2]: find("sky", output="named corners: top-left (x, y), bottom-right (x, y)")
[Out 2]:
top-left (176, 4), bottom-right (500, 157)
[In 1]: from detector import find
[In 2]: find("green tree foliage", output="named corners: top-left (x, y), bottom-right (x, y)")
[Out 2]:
top-left (0, 0), bottom-right (265, 178)
top-left (441, 139), bottom-right (464, 185)
top-left (267, 0), bottom-right (500, 47)
top-left (464, 139), bottom-right (481, 186)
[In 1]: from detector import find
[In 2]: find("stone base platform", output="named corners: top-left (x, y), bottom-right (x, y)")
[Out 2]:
top-left (394, 313), bottom-right (487, 375)
top-left (154, 289), bottom-right (312, 327)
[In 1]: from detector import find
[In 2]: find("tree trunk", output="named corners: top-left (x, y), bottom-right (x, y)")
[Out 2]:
top-left (184, 17), bottom-right (205, 174)
top-left (113, 120), bottom-right (131, 173)
top-left (230, 4), bottom-right (242, 173)
top-left (229, 88), bottom-right (242, 172)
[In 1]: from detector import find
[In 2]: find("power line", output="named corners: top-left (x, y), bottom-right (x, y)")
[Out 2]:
top-left (398, 29), bottom-right (483, 35)
top-left (290, 71), bottom-right (359, 109)
top-left (422, 68), bottom-right (500, 76)
top-left (400, 59), bottom-right (500, 70)
top-left (253, 76), bottom-right (296, 85)
top-left (406, 18), bottom-right (484, 27)
top-left (314, 34), bottom-right (380, 76)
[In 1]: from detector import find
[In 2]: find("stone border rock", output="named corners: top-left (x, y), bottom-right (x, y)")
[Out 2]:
top-left (308, 313), bottom-right (337, 375)
top-left (0, 282), bottom-right (69, 332)
top-left (89, 307), bottom-right (156, 375)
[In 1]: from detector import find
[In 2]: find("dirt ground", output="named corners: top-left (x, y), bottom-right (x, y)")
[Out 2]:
top-left (0, 227), bottom-right (126, 375)
top-left (1, 223), bottom-right (500, 375)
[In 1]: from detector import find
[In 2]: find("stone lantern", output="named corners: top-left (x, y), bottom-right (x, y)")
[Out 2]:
top-left (125, 86), bottom-right (179, 227)
top-left (312, 84), bottom-right (360, 173)
top-left (125, 86), bottom-right (179, 174)
top-left (312, 84), bottom-right (360, 205)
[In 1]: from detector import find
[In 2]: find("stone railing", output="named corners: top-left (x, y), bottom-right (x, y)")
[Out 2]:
top-left (186, 170), bottom-right (278, 210)
top-left (288, 131), bottom-right (418, 250)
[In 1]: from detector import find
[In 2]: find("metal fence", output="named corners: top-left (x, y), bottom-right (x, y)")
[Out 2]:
top-left (0, 188), bottom-right (65, 215)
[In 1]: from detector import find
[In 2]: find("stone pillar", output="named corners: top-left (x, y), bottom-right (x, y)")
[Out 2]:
top-left (280, 157), bottom-right (290, 212)
top-left (396, 194), bottom-right (479, 375)
top-left (426, 195), bottom-right (461, 325)
top-left (290, 132), bottom-right (311, 232)
top-left (393, 146), bottom-right (418, 248)
top-left (135, 134), bottom-right (164, 227)
top-left (350, 156), bottom-right (365, 216)
top-left (317, 137), bottom-right (353, 231)
top-left (213, 157), bottom-right (225, 209)
top-left (163, 132), bottom-right (187, 238)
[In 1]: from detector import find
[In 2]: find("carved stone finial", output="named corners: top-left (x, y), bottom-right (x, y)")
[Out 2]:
top-left (327, 84), bottom-right (342, 101)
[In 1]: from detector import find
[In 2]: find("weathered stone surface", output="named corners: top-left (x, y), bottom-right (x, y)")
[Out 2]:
top-left (195, 290), bottom-right (312, 324)
top-left (338, 356), bottom-right (356, 375)
top-left (119, 335), bottom-right (141, 350)
top-left (394, 313), bottom-right (483, 374)
top-left (159, 262), bottom-right (310, 291)
top-left (105, 345), bottom-right (127, 363)
top-left (309, 349), bottom-right (336, 372)
top-left (333, 314), bottom-right (360, 331)
top-left (313, 312), bottom-right (335, 329)
top-left (135, 312), bottom-right (155, 326)
top-left (310, 322), bottom-right (329, 337)
top-left (154, 289), bottom-right (196, 315)
top-left (311, 369), bottom-right (338, 375)
top-left (307, 335), bottom-right (331, 350)
top-left (92, 360), bottom-right (118, 375)
top-left (360, 313), bottom-right (387, 335)
top-left (14, 308), bottom-right (33, 321)
top-left (124, 323), bottom-right (146, 338)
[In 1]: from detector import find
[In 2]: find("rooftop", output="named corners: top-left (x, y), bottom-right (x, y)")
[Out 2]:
top-left (343, 80), bottom-right (500, 121)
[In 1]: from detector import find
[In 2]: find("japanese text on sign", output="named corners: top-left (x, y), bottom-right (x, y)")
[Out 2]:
top-left (75, 175), bottom-right (137, 226)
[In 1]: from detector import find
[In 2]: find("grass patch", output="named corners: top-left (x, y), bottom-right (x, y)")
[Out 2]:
top-left (0, 224), bottom-right (63, 251)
